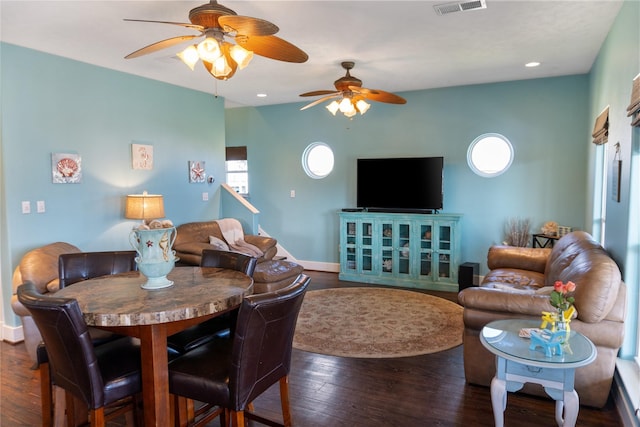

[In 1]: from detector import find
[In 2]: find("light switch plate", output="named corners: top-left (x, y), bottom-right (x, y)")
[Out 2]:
top-left (21, 201), bottom-right (31, 214)
top-left (37, 200), bottom-right (46, 213)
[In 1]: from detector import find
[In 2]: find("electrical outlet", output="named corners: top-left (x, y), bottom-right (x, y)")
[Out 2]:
top-left (202, 192), bottom-right (209, 201)
top-left (21, 201), bottom-right (31, 214)
top-left (37, 200), bottom-right (46, 213)
top-left (290, 190), bottom-right (295, 198)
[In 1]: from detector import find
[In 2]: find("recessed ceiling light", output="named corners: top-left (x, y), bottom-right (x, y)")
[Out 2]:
top-left (257, 93), bottom-right (267, 98)
top-left (525, 62), bottom-right (541, 68)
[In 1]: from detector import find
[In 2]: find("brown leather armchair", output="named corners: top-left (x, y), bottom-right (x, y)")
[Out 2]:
top-left (11, 242), bottom-right (81, 364)
top-left (458, 231), bottom-right (626, 408)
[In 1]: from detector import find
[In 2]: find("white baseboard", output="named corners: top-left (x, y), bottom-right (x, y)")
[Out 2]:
top-left (613, 359), bottom-right (640, 427)
top-left (2, 322), bottom-right (24, 344)
top-left (297, 260), bottom-right (340, 273)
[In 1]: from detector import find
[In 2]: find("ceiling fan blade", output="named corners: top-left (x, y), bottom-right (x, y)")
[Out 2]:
top-left (299, 90), bottom-right (339, 97)
top-left (218, 15), bottom-right (279, 36)
top-left (349, 86), bottom-right (379, 95)
top-left (125, 35), bottom-right (200, 59)
top-left (123, 19), bottom-right (204, 32)
top-left (364, 89), bottom-right (407, 104)
top-left (236, 35), bottom-right (308, 63)
top-left (300, 94), bottom-right (341, 111)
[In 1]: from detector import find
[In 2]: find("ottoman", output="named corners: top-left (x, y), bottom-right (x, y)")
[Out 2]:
top-left (253, 259), bottom-right (304, 293)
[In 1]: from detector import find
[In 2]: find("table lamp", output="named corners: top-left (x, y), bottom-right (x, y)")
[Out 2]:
top-left (125, 191), bottom-right (177, 290)
top-left (125, 191), bottom-right (165, 225)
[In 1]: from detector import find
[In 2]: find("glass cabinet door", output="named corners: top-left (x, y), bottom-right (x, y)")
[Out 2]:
top-left (436, 223), bottom-right (453, 279)
top-left (381, 221), bottom-right (393, 274)
top-left (396, 222), bottom-right (411, 276)
top-left (343, 221), bottom-right (357, 273)
top-left (360, 221), bottom-right (374, 273)
top-left (419, 222), bottom-right (434, 279)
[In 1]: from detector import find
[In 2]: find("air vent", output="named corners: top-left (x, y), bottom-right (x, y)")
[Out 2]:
top-left (434, 0), bottom-right (486, 15)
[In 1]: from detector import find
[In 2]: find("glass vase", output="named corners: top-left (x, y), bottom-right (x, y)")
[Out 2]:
top-left (556, 309), bottom-right (570, 342)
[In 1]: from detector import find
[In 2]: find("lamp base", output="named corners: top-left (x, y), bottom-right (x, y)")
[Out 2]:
top-left (141, 276), bottom-right (174, 290)
top-left (135, 256), bottom-right (178, 290)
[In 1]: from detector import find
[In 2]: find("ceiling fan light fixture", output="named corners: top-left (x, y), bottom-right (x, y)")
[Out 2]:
top-left (344, 108), bottom-right (357, 118)
top-left (326, 101), bottom-right (340, 115)
top-left (356, 99), bottom-right (370, 114)
top-left (339, 97), bottom-right (354, 114)
top-left (211, 55), bottom-right (232, 77)
top-left (197, 37), bottom-right (222, 63)
top-left (178, 45), bottom-right (200, 70)
top-left (230, 44), bottom-right (253, 70)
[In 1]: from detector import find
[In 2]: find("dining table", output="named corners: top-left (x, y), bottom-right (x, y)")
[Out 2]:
top-left (54, 265), bottom-right (254, 427)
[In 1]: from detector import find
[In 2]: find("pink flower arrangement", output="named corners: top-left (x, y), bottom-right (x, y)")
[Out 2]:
top-left (550, 280), bottom-right (576, 311)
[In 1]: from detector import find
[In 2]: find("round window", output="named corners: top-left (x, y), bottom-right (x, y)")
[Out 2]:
top-left (302, 142), bottom-right (334, 179)
top-left (467, 133), bottom-right (514, 177)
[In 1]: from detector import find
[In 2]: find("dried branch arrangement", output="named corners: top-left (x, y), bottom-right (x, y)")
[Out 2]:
top-left (504, 217), bottom-right (531, 247)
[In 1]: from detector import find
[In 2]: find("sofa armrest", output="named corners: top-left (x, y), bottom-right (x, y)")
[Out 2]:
top-left (244, 235), bottom-right (277, 260)
top-left (458, 287), bottom-right (554, 317)
top-left (11, 294), bottom-right (31, 317)
top-left (487, 245), bottom-right (551, 273)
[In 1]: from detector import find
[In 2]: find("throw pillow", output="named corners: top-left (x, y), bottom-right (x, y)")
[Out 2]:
top-left (209, 236), bottom-right (229, 251)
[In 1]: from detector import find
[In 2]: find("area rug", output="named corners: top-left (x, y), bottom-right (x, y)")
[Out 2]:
top-left (293, 287), bottom-right (463, 358)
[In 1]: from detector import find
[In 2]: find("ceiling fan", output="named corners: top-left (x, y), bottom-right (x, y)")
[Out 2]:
top-left (124, 0), bottom-right (308, 80)
top-left (300, 61), bottom-right (406, 117)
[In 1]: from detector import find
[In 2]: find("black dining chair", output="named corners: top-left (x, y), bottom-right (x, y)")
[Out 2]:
top-left (58, 250), bottom-right (138, 288)
top-left (166, 249), bottom-right (257, 355)
top-left (58, 251), bottom-right (138, 347)
top-left (17, 281), bottom-right (142, 427)
top-left (168, 273), bottom-right (310, 427)
top-left (39, 251), bottom-right (140, 424)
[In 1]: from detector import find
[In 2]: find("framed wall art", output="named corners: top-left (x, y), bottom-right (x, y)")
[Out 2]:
top-left (132, 143), bottom-right (153, 170)
top-left (189, 161), bottom-right (206, 183)
top-left (52, 153), bottom-right (82, 184)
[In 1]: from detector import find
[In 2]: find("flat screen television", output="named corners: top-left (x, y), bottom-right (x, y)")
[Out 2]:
top-left (356, 156), bottom-right (444, 213)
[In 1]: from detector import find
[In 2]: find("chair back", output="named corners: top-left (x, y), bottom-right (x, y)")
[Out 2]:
top-left (229, 273), bottom-right (310, 410)
top-left (17, 282), bottom-right (106, 407)
top-left (200, 249), bottom-right (257, 277)
top-left (58, 251), bottom-right (137, 288)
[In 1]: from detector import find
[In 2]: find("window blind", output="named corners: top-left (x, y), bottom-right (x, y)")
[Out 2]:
top-left (592, 107), bottom-right (609, 145)
top-left (226, 146), bottom-right (247, 161)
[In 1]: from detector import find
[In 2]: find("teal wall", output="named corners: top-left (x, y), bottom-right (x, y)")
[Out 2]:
top-left (1, 43), bottom-right (227, 327)
top-left (588, 0), bottom-right (639, 359)
top-left (1, 2), bottom-right (638, 350)
top-left (226, 76), bottom-right (589, 270)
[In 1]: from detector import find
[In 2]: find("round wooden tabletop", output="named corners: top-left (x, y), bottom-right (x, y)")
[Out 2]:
top-left (55, 266), bottom-right (254, 327)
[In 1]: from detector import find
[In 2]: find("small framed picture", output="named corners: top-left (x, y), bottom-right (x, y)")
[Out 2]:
top-left (132, 143), bottom-right (153, 170)
top-left (189, 161), bottom-right (206, 183)
top-left (52, 153), bottom-right (82, 183)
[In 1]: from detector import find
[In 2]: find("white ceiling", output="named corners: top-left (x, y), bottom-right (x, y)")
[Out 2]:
top-left (0, 0), bottom-right (624, 109)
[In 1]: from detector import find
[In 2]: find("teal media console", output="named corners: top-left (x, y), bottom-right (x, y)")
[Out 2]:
top-left (339, 211), bottom-right (462, 291)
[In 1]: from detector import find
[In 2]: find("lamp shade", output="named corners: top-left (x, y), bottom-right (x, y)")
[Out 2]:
top-left (125, 192), bottom-right (165, 221)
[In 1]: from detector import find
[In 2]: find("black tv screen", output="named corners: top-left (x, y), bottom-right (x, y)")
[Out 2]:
top-left (356, 157), bottom-right (444, 212)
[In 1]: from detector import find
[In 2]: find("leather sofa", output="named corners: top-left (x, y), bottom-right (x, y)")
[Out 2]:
top-left (173, 220), bottom-right (304, 294)
top-left (11, 242), bottom-right (82, 364)
top-left (458, 231), bottom-right (626, 408)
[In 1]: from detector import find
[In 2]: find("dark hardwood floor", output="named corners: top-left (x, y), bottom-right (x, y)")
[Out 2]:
top-left (1, 271), bottom-right (622, 426)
